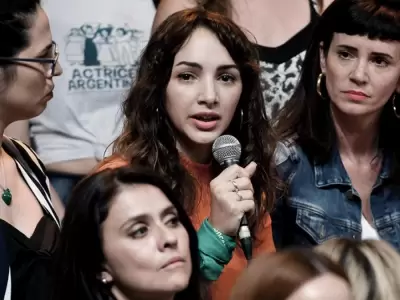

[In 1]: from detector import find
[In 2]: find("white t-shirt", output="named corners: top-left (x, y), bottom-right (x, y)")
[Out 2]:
top-left (31, 0), bottom-right (155, 164)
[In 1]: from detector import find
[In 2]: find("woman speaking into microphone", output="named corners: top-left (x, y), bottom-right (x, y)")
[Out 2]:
top-left (96, 8), bottom-right (281, 300)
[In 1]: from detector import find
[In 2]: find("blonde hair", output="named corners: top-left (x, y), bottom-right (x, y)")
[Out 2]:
top-left (230, 248), bottom-right (348, 300)
top-left (316, 239), bottom-right (400, 300)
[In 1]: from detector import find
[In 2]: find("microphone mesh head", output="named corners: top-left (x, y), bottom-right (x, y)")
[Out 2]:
top-left (212, 135), bottom-right (241, 165)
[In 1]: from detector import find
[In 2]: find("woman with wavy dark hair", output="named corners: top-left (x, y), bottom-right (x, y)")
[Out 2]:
top-left (97, 8), bottom-right (280, 300)
top-left (53, 167), bottom-right (205, 300)
top-left (273, 0), bottom-right (400, 250)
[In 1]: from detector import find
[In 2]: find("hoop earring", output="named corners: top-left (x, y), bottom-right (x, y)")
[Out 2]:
top-left (316, 73), bottom-right (326, 99)
top-left (392, 94), bottom-right (400, 119)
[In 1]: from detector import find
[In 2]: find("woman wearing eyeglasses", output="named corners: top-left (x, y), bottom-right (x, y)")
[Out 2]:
top-left (0, 0), bottom-right (64, 299)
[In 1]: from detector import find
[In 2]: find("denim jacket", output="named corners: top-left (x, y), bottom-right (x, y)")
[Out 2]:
top-left (272, 140), bottom-right (400, 251)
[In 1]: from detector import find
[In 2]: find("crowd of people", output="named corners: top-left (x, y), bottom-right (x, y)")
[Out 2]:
top-left (1, 0), bottom-right (400, 299)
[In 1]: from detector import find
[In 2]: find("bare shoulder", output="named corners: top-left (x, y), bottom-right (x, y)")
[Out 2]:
top-left (152, 0), bottom-right (197, 33)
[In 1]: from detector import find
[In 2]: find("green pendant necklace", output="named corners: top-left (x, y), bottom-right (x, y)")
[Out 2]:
top-left (0, 154), bottom-right (11, 206)
top-left (2, 188), bottom-right (11, 206)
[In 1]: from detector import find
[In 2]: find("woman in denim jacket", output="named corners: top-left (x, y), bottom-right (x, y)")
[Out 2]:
top-left (272, 0), bottom-right (400, 250)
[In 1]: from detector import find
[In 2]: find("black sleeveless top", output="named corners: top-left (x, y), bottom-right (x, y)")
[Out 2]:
top-left (258, 0), bottom-right (319, 118)
top-left (0, 137), bottom-right (60, 300)
top-left (0, 226), bottom-right (9, 300)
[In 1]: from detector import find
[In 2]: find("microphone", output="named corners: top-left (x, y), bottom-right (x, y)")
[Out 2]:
top-left (212, 135), bottom-right (252, 261)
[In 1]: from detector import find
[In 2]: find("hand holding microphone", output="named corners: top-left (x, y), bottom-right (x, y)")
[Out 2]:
top-left (209, 135), bottom-right (255, 261)
top-left (209, 163), bottom-right (256, 236)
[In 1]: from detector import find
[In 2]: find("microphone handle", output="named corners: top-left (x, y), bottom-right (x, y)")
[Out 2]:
top-left (238, 215), bottom-right (252, 261)
top-left (222, 160), bottom-right (253, 261)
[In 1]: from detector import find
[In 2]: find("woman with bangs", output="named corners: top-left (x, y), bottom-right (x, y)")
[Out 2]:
top-left (96, 8), bottom-right (280, 300)
top-left (273, 0), bottom-right (400, 250)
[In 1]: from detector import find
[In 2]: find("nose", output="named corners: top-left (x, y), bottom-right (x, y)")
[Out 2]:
top-left (156, 224), bottom-right (178, 251)
top-left (198, 78), bottom-right (218, 106)
top-left (350, 59), bottom-right (368, 84)
top-left (53, 61), bottom-right (63, 77)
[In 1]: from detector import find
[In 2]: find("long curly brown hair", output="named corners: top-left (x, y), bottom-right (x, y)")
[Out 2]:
top-left (113, 8), bottom-right (281, 237)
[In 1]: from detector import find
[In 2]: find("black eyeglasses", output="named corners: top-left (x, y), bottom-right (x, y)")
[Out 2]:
top-left (0, 41), bottom-right (59, 76)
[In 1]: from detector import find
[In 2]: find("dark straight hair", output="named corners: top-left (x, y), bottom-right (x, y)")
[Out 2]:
top-left (52, 167), bottom-right (208, 300)
top-left (153, 0), bottom-right (160, 8)
top-left (0, 0), bottom-right (42, 87)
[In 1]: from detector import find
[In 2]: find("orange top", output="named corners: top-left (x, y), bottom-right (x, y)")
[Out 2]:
top-left (95, 155), bottom-right (276, 300)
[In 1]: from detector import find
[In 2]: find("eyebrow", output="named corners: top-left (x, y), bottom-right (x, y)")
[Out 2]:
top-left (175, 61), bottom-right (239, 71)
top-left (36, 42), bottom-right (53, 57)
top-left (337, 44), bottom-right (394, 60)
top-left (119, 205), bottom-right (178, 231)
